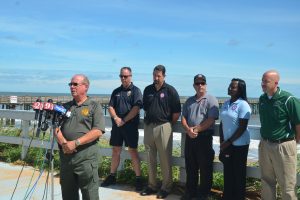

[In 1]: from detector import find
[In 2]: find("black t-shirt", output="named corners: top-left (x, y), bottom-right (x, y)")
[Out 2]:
top-left (143, 82), bottom-right (181, 124)
top-left (109, 83), bottom-right (143, 125)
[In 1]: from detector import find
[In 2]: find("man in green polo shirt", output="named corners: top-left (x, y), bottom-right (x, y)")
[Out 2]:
top-left (259, 70), bottom-right (300, 200)
top-left (55, 74), bottom-right (105, 200)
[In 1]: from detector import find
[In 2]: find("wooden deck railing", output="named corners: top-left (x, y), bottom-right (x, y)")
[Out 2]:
top-left (0, 109), bottom-right (299, 185)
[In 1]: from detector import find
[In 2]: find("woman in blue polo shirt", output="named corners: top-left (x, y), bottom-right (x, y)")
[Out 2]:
top-left (219, 78), bottom-right (251, 200)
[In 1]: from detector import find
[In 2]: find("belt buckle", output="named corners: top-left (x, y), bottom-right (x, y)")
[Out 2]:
top-left (264, 138), bottom-right (278, 143)
top-left (277, 139), bottom-right (282, 143)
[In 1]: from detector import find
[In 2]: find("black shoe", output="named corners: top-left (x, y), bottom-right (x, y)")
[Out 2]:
top-left (100, 174), bottom-right (116, 187)
top-left (180, 193), bottom-right (197, 200)
top-left (198, 194), bottom-right (208, 200)
top-left (140, 187), bottom-right (157, 196)
top-left (156, 190), bottom-right (169, 199)
top-left (135, 178), bottom-right (143, 191)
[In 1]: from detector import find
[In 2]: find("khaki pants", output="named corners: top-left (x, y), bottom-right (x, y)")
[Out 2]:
top-left (259, 139), bottom-right (297, 200)
top-left (144, 122), bottom-right (173, 192)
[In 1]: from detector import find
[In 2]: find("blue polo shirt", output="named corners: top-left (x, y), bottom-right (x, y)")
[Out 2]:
top-left (220, 98), bottom-right (251, 146)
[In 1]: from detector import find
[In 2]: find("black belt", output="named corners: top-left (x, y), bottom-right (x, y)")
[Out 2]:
top-left (148, 121), bottom-right (168, 126)
top-left (197, 130), bottom-right (214, 137)
top-left (263, 137), bottom-right (295, 144)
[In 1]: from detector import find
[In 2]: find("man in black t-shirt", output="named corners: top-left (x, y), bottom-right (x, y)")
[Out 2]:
top-left (140, 65), bottom-right (181, 199)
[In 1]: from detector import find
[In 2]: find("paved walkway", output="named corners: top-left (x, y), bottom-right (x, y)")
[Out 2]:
top-left (0, 162), bottom-right (181, 200)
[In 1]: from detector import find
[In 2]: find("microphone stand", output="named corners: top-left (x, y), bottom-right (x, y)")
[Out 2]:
top-left (49, 113), bottom-right (59, 200)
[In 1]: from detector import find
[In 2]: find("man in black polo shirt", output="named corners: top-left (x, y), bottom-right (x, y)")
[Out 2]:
top-left (101, 67), bottom-right (143, 191)
top-left (140, 65), bottom-right (181, 199)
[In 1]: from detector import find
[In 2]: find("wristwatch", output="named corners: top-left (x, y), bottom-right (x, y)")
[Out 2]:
top-left (75, 139), bottom-right (81, 147)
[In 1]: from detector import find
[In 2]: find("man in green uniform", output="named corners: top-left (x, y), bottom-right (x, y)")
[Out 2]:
top-left (55, 74), bottom-right (105, 200)
top-left (259, 70), bottom-right (300, 200)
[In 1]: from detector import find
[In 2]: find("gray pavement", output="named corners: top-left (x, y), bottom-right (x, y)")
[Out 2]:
top-left (0, 162), bottom-right (180, 200)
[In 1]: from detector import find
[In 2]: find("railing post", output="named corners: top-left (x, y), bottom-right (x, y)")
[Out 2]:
top-left (21, 119), bottom-right (30, 160)
top-left (179, 132), bottom-right (186, 184)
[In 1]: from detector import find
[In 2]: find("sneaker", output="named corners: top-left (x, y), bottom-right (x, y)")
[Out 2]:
top-left (156, 189), bottom-right (169, 199)
top-left (100, 174), bottom-right (116, 187)
top-left (135, 178), bottom-right (143, 191)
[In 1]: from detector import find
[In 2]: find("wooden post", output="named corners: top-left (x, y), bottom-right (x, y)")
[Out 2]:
top-left (21, 120), bottom-right (30, 160)
top-left (179, 132), bottom-right (186, 184)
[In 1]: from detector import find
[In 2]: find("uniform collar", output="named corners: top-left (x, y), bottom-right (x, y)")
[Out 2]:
top-left (152, 81), bottom-right (166, 91)
top-left (263, 87), bottom-right (281, 100)
top-left (121, 82), bottom-right (133, 90)
top-left (194, 92), bottom-right (208, 102)
top-left (230, 97), bottom-right (243, 104)
top-left (72, 96), bottom-right (90, 106)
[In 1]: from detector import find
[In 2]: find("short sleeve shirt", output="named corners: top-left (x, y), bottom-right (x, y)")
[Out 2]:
top-left (259, 87), bottom-right (300, 140)
top-left (220, 98), bottom-right (251, 145)
top-left (143, 82), bottom-right (181, 124)
top-left (109, 83), bottom-right (143, 125)
top-left (61, 97), bottom-right (105, 141)
top-left (182, 93), bottom-right (219, 131)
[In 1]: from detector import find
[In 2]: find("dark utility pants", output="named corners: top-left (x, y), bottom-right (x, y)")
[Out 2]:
top-left (184, 134), bottom-right (215, 197)
top-left (220, 144), bottom-right (249, 200)
top-left (59, 144), bottom-right (99, 200)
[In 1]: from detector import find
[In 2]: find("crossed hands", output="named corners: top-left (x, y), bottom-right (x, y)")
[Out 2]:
top-left (114, 117), bottom-right (125, 127)
top-left (220, 140), bottom-right (231, 151)
top-left (186, 127), bottom-right (198, 139)
top-left (62, 140), bottom-right (77, 154)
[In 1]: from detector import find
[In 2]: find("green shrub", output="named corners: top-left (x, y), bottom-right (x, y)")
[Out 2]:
top-left (1, 126), bottom-right (300, 199)
top-left (0, 144), bottom-right (22, 162)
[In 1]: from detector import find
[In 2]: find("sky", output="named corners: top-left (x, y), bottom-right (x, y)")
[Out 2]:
top-left (0, 0), bottom-right (300, 98)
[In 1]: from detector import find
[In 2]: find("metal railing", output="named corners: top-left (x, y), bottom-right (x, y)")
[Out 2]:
top-left (0, 109), bottom-right (299, 185)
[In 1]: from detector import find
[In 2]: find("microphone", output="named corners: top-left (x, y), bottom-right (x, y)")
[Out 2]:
top-left (44, 102), bottom-right (70, 117)
top-left (32, 98), bottom-right (42, 120)
top-left (41, 99), bottom-right (53, 132)
top-left (36, 101), bottom-right (45, 137)
top-left (51, 102), bottom-right (70, 126)
top-left (54, 105), bottom-right (67, 115)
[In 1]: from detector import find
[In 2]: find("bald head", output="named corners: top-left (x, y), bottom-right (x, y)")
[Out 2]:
top-left (263, 70), bottom-right (280, 83)
top-left (72, 74), bottom-right (90, 87)
top-left (261, 70), bottom-right (280, 96)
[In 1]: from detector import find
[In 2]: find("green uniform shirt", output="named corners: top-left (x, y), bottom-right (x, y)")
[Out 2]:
top-left (61, 97), bottom-right (105, 141)
top-left (259, 87), bottom-right (300, 140)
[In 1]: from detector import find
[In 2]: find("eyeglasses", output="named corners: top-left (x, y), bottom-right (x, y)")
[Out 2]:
top-left (68, 82), bottom-right (83, 87)
top-left (194, 82), bottom-right (206, 86)
top-left (119, 75), bottom-right (131, 79)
